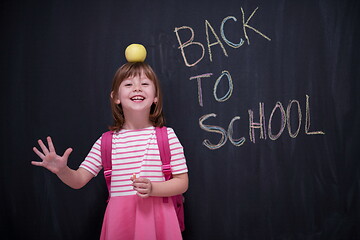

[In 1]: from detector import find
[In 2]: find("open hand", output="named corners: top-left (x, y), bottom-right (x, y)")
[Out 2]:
top-left (32, 136), bottom-right (72, 175)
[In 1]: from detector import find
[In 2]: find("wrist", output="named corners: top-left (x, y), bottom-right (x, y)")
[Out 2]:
top-left (149, 181), bottom-right (153, 197)
top-left (55, 165), bottom-right (70, 177)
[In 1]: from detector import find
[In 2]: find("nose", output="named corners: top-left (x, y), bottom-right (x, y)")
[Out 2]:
top-left (133, 82), bottom-right (142, 92)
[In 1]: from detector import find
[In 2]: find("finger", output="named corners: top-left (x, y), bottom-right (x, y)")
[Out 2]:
top-left (47, 136), bottom-right (56, 153)
top-left (37, 139), bottom-right (49, 155)
top-left (136, 192), bottom-right (150, 198)
top-left (134, 183), bottom-right (148, 189)
top-left (33, 147), bottom-right (45, 159)
top-left (135, 187), bottom-right (150, 194)
top-left (63, 148), bottom-right (73, 159)
top-left (31, 161), bottom-right (43, 167)
top-left (133, 177), bottom-right (149, 184)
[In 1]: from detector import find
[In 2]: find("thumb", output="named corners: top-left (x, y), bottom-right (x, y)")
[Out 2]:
top-left (63, 148), bottom-right (73, 159)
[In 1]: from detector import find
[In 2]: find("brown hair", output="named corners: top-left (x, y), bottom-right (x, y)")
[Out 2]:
top-left (109, 62), bottom-right (165, 131)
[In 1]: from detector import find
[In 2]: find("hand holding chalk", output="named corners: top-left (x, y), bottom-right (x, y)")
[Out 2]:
top-left (132, 176), bottom-right (152, 198)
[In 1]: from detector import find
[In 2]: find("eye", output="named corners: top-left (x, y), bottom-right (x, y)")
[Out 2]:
top-left (142, 82), bottom-right (149, 86)
top-left (122, 81), bottom-right (132, 87)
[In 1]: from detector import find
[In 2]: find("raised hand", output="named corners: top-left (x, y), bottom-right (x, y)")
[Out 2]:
top-left (32, 136), bottom-right (73, 175)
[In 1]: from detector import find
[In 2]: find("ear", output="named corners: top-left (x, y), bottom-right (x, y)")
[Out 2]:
top-left (111, 91), bottom-right (121, 104)
top-left (154, 97), bottom-right (158, 104)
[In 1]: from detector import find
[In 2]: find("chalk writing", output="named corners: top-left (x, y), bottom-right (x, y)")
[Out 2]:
top-left (228, 116), bottom-right (246, 146)
top-left (190, 70), bottom-right (234, 106)
top-left (205, 20), bottom-right (228, 62)
top-left (221, 16), bottom-right (245, 48)
top-left (189, 73), bottom-right (213, 107)
top-left (287, 100), bottom-right (302, 138)
top-left (174, 26), bottom-right (205, 67)
top-left (174, 7), bottom-right (271, 67)
top-left (241, 7), bottom-right (271, 45)
top-left (248, 102), bottom-right (267, 143)
top-left (213, 70), bottom-right (233, 102)
top-left (268, 101), bottom-right (287, 140)
top-left (199, 113), bottom-right (228, 150)
top-left (305, 95), bottom-right (325, 135)
top-left (199, 113), bottom-right (246, 150)
top-left (199, 95), bottom-right (325, 149)
top-left (174, 7), bottom-right (325, 150)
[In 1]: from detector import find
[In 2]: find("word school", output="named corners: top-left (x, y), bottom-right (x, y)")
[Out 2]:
top-left (199, 95), bottom-right (325, 150)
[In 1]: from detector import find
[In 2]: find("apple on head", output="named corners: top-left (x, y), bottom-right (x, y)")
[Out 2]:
top-left (125, 44), bottom-right (147, 62)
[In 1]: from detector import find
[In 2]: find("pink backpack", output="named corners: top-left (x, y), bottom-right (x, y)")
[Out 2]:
top-left (101, 127), bottom-right (185, 231)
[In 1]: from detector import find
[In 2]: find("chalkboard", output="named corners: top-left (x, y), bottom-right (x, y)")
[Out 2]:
top-left (1, 0), bottom-right (359, 239)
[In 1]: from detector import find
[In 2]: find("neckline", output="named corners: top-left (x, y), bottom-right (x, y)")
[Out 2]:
top-left (119, 126), bottom-right (155, 132)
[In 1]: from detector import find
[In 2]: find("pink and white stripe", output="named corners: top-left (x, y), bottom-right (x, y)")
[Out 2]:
top-left (80, 127), bottom-right (188, 197)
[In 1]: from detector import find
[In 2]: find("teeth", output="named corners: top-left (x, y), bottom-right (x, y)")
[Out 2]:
top-left (131, 96), bottom-right (145, 101)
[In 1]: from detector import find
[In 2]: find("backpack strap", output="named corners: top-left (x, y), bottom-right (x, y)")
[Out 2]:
top-left (101, 131), bottom-right (113, 200)
top-left (155, 127), bottom-right (172, 180)
top-left (155, 127), bottom-right (172, 203)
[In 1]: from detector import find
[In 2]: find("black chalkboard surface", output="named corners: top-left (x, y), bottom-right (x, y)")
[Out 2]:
top-left (1, 0), bottom-right (359, 239)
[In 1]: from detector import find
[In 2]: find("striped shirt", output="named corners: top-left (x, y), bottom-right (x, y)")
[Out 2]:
top-left (80, 126), bottom-right (188, 197)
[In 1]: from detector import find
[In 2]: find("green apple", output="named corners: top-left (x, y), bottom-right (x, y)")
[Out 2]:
top-left (125, 44), bottom-right (147, 62)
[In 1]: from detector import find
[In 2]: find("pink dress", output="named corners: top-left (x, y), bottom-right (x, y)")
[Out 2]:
top-left (100, 196), bottom-right (182, 240)
top-left (80, 127), bottom-right (187, 240)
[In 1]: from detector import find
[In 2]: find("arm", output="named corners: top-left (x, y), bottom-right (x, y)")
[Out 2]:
top-left (132, 172), bottom-right (188, 198)
top-left (32, 136), bottom-right (94, 189)
top-left (53, 167), bottom-right (94, 189)
top-left (151, 172), bottom-right (188, 197)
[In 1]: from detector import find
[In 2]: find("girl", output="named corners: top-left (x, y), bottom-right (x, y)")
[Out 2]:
top-left (32, 62), bottom-right (188, 240)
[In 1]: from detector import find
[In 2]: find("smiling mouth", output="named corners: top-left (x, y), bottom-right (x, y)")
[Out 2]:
top-left (131, 96), bottom-right (145, 101)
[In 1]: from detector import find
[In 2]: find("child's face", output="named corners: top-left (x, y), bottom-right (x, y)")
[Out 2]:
top-left (113, 72), bottom-right (158, 114)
